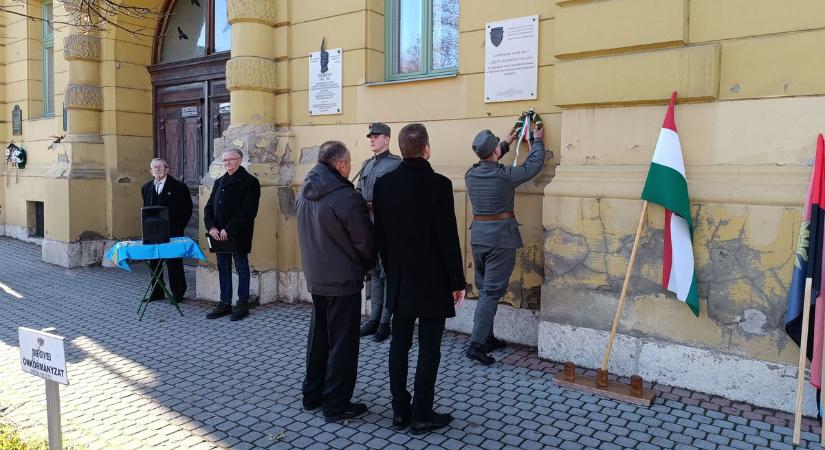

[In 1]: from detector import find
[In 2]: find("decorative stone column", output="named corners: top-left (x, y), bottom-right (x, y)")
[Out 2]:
top-left (42, 32), bottom-right (107, 267)
top-left (196, 0), bottom-right (299, 304)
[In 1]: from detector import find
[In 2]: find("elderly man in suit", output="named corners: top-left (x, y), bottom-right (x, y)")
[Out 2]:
top-left (203, 149), bottom-right (261, 321)
top-left (141, 157), bottom-right (193, 302)
top-left (373, 123), bottom-right (466, 434)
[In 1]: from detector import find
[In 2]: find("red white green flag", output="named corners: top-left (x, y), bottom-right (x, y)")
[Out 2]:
top-left (641, 91), bottom-right (700, 316)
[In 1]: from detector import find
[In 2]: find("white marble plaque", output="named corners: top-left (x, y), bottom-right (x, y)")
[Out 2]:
top-left (484, 15), bottom-right (539, 103)
top-left (309, 48), bottom-right (343, 116)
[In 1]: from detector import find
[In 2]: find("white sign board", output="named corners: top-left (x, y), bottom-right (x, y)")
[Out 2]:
top-left (19, 327), bottom-right (69, 385)
top-left (309, 48), bottom-right (343, 116)
top-left (484, 15), bottom-right (539, 103)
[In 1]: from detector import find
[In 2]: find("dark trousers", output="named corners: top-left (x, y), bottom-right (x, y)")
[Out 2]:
top-left (389, 315), bottom-right (446, 422)
top-left (470, 245), bottom-right (517, 345)
top-left (149, 258), bottom-right (186, 299)
top-left (216, 252), bottom-right (250, 305)
top-left (303, 293), bottom-right (362, 416)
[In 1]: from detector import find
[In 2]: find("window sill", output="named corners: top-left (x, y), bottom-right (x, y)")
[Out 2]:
top-left (366, 72), bottom-right (458, 87)
top-left (29, 114), bottom-right (55, 121)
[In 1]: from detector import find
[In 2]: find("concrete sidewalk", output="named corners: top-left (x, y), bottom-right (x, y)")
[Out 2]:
top-left (0, 237), bottom-right (820, 449)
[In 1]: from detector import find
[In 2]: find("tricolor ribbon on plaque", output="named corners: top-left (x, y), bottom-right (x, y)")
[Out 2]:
top-left (512, 109), bottom-right (542, 167)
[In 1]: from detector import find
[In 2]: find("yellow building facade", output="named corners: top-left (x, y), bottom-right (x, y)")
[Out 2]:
top-left (1, 0), bottom-right (823, 413)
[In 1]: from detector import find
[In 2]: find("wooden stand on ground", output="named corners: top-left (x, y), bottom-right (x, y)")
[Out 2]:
top-left (552, 202), bottom-right (656, 406)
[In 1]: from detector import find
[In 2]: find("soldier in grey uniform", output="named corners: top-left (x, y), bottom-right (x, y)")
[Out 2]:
top-left (464, 124), bottom-right (547, 365)
top-left (356, 122), bottom-right (402, 342)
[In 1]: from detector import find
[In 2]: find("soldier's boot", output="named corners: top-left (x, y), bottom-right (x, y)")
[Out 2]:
top-left (485, 335), bottom-right (506, 352)
top-left (373, 322), bottom-right (391, 342)
top-left (360, 319), bottom-right (379, 336)
top-left (466, 342), bottom-right (495, 365)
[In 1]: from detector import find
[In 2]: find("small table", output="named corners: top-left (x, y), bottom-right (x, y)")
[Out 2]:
top-left (106, 237), bottom-right (207, 320)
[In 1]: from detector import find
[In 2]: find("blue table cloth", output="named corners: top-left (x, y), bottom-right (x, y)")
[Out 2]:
top-left (106, 237), bottom-right (206, 271)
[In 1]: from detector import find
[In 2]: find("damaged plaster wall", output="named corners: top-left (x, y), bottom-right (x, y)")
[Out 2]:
top-left (543, 196), bottom-right (801, 366)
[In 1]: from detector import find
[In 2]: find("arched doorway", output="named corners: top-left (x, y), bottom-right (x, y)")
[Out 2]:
top-left (148, 0), bottom-right (231, 240)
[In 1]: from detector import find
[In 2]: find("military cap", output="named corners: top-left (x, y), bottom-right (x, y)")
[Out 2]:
top-left (472, 129), bottom-right (500, 159)
top-left (367, 122), bottom-right (391, 137)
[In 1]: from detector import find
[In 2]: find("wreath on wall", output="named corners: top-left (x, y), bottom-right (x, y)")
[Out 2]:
top-left (4, 143), bottom-right (26, 169)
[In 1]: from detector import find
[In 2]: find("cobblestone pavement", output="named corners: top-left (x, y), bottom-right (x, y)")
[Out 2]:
top-left (0, 237), bottom-right (822, 449)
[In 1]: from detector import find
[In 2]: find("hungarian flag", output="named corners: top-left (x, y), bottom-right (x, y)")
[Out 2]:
top-left (641, 91), bottom-right (700, 316)
top-left (785, 133), bottom-right (825, 388)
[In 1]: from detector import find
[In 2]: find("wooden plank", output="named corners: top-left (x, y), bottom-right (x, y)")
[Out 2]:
top-left (553, 373), bottom-right (656, 407)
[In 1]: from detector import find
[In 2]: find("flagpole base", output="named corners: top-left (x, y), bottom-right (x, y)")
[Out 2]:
top-left (553, 363), bottom-right (656, 407)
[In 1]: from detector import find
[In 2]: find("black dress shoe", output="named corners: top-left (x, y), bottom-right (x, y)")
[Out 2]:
top-left (373, 323), bottom-right (391, 342)
top-left (466, 342), bottom-right (495, 365)
top-left (410, 412), bottom-right (453, 435)
top-left (206, 303), bottom-right (232, 319)
top-left (391, 414), bottom-right (410, 430)
top-left (485, 336), bottom-right (506, 352)
top-left (230, 303), bottom-right (249, 321)
top-left (302, 398), bottom-right (321, 411)
top-left (360, 320), bottom-right (379, 336)
top-left (324, 402), bottom-right (368, 422)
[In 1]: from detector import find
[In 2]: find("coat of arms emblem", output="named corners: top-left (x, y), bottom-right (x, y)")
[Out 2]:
top-left (490, 26), bottom-right (504, 47)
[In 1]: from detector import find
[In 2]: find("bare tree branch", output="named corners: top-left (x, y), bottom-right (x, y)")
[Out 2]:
top-left (1, 0), bottom-right (164, 38)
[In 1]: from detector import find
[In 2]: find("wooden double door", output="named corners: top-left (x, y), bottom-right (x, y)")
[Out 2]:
top-left (150, 55), bottom-right (230, 241)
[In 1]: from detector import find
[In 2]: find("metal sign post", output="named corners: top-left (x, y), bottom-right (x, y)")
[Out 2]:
top-left (18, 326), bottom-right (68, 450)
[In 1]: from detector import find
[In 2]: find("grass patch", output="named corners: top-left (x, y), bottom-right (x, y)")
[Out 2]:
top-left (0, 421), bottom-right (48, 450)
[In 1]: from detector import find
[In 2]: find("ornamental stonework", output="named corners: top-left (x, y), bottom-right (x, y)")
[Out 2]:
top-left (65, 85), bottom-right (103, 111)
top-left (63, 34), bottom-right (101, 62)
top-left (227, 0), bottom-right (277, 26)
top-left (226, 57), bottom-right (278, 93)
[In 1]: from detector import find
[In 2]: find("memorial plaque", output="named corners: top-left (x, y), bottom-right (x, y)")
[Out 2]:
top-left (484, 15), bottom-right (539, 103)
top-left (12, 105), bottom-right (22, 136)
top-left (309, 48), bottom-right (342, 116)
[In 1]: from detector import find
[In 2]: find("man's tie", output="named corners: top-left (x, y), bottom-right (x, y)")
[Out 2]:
top-left (155, 181), bottom-right (162, 195)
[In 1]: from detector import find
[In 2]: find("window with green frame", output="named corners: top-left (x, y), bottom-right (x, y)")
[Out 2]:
top-left (385, 0), bottom-right (459, 81)
top-left (41, 0), bottom-right (55, 117)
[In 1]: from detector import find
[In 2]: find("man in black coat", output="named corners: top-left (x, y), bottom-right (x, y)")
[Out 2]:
top-left (373, 123), bottom-right (466, 434)
top-left (141, 158), bottom-right (193, 302)
top-left (203, 149), bottom-right (261, 321)
top-left (297, 141), bottom-right (375, 422)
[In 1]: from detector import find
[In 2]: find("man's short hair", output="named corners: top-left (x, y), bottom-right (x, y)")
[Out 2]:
top-left (222, 148), bottom-right (244, 160)
top-left (398, 123), bottom-right (429, 158)
top-left (318, 141), bottom-right (349, 165)
top-left (150, 158), bottom-right (168, 168)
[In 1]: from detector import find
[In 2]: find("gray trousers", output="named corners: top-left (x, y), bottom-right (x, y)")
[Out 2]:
top-left (369, 257), bottom-right (392, 324)
top-left (470, 245), bottom-right (517, 346)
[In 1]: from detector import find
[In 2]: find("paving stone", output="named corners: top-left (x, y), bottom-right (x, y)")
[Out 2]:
top-left (0, 237), bottom-right (807, 450)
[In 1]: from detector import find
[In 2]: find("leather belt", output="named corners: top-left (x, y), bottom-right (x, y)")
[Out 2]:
top-left (473, 211), bottom-right (515, 221)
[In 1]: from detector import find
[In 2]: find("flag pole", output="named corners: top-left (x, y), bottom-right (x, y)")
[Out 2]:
top-left (601, 201), bottom-right (648, 370)
top-left (793, 278), bottom-right (813, 445)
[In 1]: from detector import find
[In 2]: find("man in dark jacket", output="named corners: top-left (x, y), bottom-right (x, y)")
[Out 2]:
top-left (203, 149), bottom-right (261, 321)
top-left (297, 141), bottom-right (375, 422)
top-left (141, 158), bottom-right (193, 302)
top-left (373, 123), bottom-right (466, 434)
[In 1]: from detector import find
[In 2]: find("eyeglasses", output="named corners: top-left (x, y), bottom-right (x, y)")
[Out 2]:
top-left (222, 158), bottom-right (240, 163)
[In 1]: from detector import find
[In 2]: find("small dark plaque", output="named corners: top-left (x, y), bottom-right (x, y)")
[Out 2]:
top-left (12, 105), bottom-right (22, 136)
top-left (62, 102), bottom-right (67, 131)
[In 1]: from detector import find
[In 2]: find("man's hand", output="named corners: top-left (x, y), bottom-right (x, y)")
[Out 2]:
top-left (452, 289), bottom-right (466, 307)
top-left (208, 227), bottom-right (220, 240)
top-left (534, 124), bottom-right (545, 140)
top-left (219, 229), bottom-right (229, 241)
top-left (505, 129), bottom-right (518, 145)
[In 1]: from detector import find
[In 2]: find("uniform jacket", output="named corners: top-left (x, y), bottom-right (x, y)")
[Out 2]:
top-left (465, 139), bottom-right (546, 249)
top-left (373, 158), bottom-right (466, 319)
top-left (356, 150), bottom-right (402, 202)
top-left (203, 166), bottom-right (261, 254)
top-left (297, 162), bottom-right (375, 296)
top-left (141, 175), bottom-right (193, 237)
